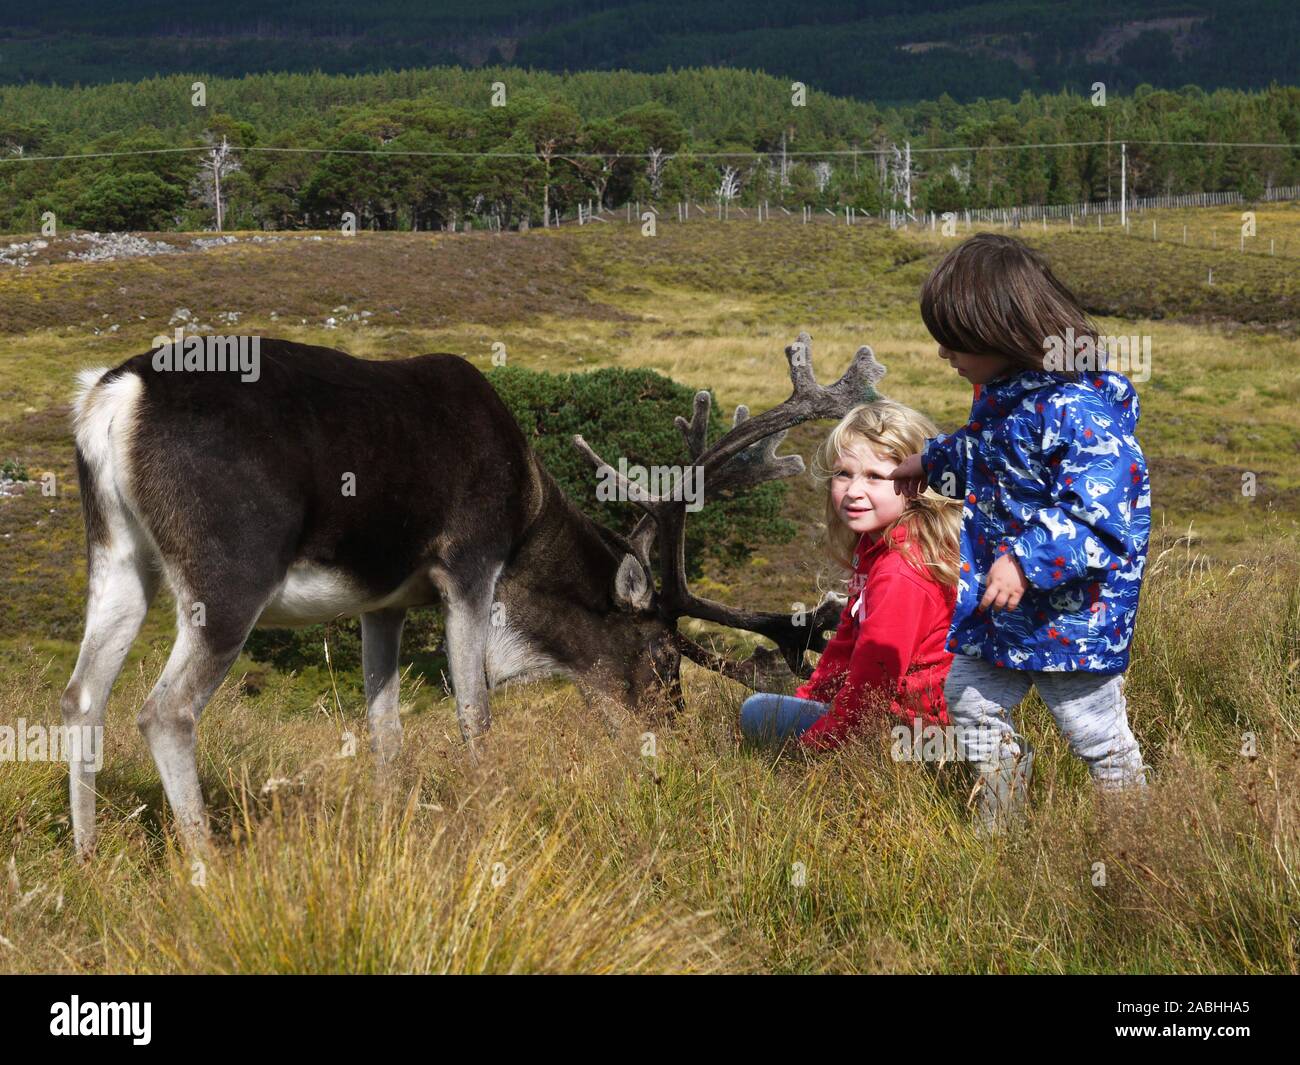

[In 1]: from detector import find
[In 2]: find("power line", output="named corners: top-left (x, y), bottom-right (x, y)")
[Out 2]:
top-left (2, 138), bottom-right (1298, 165)
top-left (895, 139), bottom-right (1299, 153)
top-left (0, 146), bottom-right (214, 164)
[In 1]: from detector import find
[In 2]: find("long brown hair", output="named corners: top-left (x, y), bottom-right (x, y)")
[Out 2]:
top-left (920, 232), bottom-right (1098, 378)
top-left (811, 400), bottom-right (962, 588)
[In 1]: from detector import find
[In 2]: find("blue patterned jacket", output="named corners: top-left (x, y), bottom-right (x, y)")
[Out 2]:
top-left (921, 369), bottom-right (1151, 673)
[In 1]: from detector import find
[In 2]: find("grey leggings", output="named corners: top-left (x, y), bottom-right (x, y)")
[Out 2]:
top-left (944, 655), bottom-right (1147, 787)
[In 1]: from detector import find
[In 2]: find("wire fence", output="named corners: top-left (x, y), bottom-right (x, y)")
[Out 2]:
top-left (520, 182), bottom-right (1300, 253)
top-left (552, 184), bottom-right (1300, 226)
top-left (931, 185), bottom-right (1300, 226)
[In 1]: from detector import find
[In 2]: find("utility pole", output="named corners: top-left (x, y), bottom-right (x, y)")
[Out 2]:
top-left (1120, 142), bottom-right (1127, 229)
top-left (1105, 118), bottom-right (1112, 200)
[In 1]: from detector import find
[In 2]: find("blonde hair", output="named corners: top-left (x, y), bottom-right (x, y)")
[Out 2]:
top-left (811, 399), bottom-right (962, 587)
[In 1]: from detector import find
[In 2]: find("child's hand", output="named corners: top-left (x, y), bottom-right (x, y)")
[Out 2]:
top-left (978, 553), bottom-right (1028, 613)
top-left (888, 453), bottom-right (927, 498)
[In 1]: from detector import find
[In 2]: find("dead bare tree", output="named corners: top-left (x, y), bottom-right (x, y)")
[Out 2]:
top-left (647, 147), bottom-right (673, 199)
top-left (195, 135), bottom-right (240, 233)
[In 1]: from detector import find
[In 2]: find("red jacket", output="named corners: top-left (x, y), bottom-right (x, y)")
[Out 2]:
top-left (796, 523), bottom-right (956, 750)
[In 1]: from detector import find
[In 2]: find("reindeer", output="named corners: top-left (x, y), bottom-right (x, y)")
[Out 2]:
top-left (62, 333), bottom-right (885, 854)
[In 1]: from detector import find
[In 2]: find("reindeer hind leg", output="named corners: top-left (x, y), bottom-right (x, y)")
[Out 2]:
top-left (61, 528), bottom-right (159, 858)
top-left (136, 591), bottom-right (260, 851)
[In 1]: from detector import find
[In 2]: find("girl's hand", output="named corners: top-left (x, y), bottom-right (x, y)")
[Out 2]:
top-left (888, 453), bottom-right (926, 498)
top-left (978, 553), bottom-right (1028, 613)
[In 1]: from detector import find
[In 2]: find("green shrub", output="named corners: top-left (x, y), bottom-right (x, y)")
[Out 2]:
top-left (487, 363), bottom-right (794, 578)
top-left (1, 458), bottom-right (29, 482)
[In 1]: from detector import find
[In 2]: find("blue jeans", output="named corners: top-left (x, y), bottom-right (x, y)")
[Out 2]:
top-left (739, 692), bottom-right (830, 745)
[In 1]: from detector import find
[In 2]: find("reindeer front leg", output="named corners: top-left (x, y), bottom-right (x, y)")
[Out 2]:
top-left (432, 559), bottom-right (502, 754)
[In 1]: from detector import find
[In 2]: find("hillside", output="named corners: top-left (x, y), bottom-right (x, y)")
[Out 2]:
top-left (1, 1), bottom-right (1297, 102)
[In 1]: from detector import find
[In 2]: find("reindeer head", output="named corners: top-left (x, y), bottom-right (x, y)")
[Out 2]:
top-left (571, 332), bottom-right (887, 707)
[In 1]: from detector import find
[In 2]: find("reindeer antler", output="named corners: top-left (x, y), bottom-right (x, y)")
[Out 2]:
top-left (573, 332), bottom-right (885, 683)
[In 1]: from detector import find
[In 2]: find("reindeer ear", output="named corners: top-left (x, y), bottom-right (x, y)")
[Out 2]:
top-left (613, 553), bottom-right (653, 612)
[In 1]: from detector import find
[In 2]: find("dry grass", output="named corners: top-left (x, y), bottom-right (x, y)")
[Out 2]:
top-left (0, 554), bottom-right (1296, 974)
